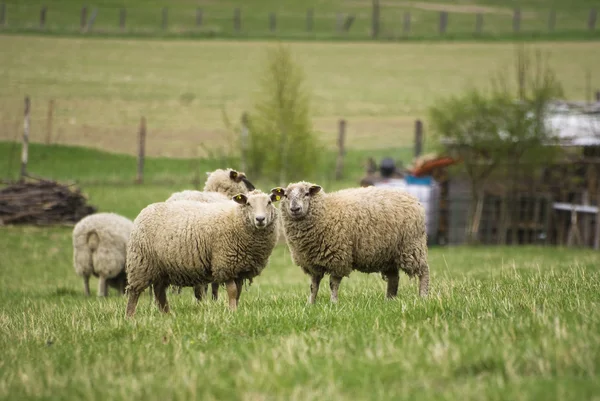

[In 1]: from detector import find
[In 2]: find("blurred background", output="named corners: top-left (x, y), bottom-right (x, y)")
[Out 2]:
top-left (1, 0), bottom-right (599, 248)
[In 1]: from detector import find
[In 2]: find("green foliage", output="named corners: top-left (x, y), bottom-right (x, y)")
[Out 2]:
top-left (429, 45), bottom-right (565, 243)
top-left (246, 44), bottom-right (323, 185)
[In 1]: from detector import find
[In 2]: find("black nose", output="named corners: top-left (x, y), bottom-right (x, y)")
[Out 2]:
top-left (290, 206), bottom-right (300, 213)
top-left (256, 216), bottom-right (265, 223)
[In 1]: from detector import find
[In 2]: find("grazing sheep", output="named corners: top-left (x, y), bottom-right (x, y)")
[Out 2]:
top-left (271, 182), bottom-right (429, 304)
top-left (166, 168), bottom-right (256, 300)
top-left (125, 190), bottom-right (280, 317)
top-left (72, 213), bottom-right (134, 297)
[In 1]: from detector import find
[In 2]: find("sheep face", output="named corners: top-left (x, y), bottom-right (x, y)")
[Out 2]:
top-left (232, 192), bottom-right (280, 229)
top-left (271, 183), bottom-right (321, 220)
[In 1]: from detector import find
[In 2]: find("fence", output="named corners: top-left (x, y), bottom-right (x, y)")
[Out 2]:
top-left (0, 2), bottom-right (598, 40)
top-left (2, 95), bottom-right (600, 249)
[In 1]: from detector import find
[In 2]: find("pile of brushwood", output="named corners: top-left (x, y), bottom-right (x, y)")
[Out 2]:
top-left (0, 179), bottom-right (97, 226)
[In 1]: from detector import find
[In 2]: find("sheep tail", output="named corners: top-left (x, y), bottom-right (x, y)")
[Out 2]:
top-left (87, 230), bottom-right (100, 252)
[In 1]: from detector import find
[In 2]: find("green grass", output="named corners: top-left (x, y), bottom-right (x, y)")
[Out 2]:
top-left (1, 224), bottom-right (599, 400)
top-left (1, 134), bottom-right (600, 400)
top-left (1, 36), bottom-right (599, 158)
top-left (1, 0), bottom-right (599, 41)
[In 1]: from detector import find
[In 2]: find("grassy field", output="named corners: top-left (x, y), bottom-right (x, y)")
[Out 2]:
top-left (1, 36), bottom-right (599, 158)
top-left (1, 0), bottom-right (599, 40)
top-left (1, 226), bottom-right (600, 400)
top-left (1, 136), bottom-right (600, 400)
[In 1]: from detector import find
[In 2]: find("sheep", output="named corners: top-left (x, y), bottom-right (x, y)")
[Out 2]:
top-left (270, 182), bottom-right (429, 304)
top-left (165, 168), bottom-right (256, 300)
top-left (125, 190), bottom-right (280, 317)
top-left (72, 212), bottom-right (134, 297)
top-left (166, 168), bottom-right (255, 203)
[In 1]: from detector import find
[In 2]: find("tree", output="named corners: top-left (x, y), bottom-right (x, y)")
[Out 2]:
top-left (245, 44), bottom-right (322, 185)
top-left (429, 45), bottom-right (564, 244)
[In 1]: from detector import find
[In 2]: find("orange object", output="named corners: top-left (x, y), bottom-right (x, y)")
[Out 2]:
top-left (411, 157), bottom-right (458, 177)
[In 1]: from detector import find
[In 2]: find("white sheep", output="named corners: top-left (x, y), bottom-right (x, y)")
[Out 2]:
top-left (165, 168), bottom-right (256, 300)
top-left (72, 213), bottom-right (134, 297)
top-left (271, 182), bottom-right (430, 304)
top-left (166, 168), bottom-right (255, 203)
top-left (125, 190), bottom-right (280, 317)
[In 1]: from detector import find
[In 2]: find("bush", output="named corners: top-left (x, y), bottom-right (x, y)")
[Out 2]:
top-left (244, 44), bottom-right (323, 185)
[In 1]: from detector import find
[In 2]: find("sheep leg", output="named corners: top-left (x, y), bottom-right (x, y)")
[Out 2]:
top-left (225, 280), bottom-right (238, 310)
top-left (126, 290), bottom-right (141, 318)
top-left (235, 278), bottom-right (243, 302)
top-left (385, 270), bottom-right (399, 299)
top-left (153, 281), bottom-right (170, 313)
top-left (211, 282), bottom-right (219, 301)
top-left (309, 272), bottom-right (324, 304)
top-left (419, 264), bottom-right (430, 297)
top-left (98, 276), bottom-right (108, 297)
top-left (83, 275), bottom-right (91, 297)
top-left (329, 275), bottom-right (343, 303)
top-left (193, 284), bottom-right (209, 302)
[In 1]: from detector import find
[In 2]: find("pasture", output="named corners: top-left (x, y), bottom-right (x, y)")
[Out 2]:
top-left (1, 226), bottom-right (600, 400)
top-left (2, 6), bottom-right (600, 398)
top-left (1, 36), bottom-right (599, 158)
top-left (1, 0), bottom-right (599, 40)
top-left (1, 142), bottom-right (600, 400)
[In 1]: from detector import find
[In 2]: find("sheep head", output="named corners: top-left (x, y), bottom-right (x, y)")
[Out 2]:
top-left (270, 182), bottom-right (322, 220)
top-left (232, 191), bottom-right (280, 229)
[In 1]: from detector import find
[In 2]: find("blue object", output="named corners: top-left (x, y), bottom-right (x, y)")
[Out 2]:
top-left (405, 175), bottom-right (432, 186)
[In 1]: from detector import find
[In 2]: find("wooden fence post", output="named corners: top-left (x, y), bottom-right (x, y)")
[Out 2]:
top-left (306, 8), bottom-right (313, 32)
top-left (439, 11), bottom-right (448, 35)
top-left (548, 10), bottom-right (556, 32)
top-left (87, 8), bottom-right (97, 31)
top-left (234, 8), bottom-right (241, 33)
top-left (196, 8), bottom-right (203, 26)
top-left (513, 8), bottom-right (521, 33)
top-left (589, 8), bottom-right (597, 31)
top-left (0, 3), bottom-right (5, 27)
top-left (414, 119), bottom-right (423, 158)
top-left (21, 97), bottom-right (30, 182)
top-left (45, 99), bottom-right (54, 145)
top-left (40, 6), bottom-right (47, 29)
top-left (119, 8), bottom-right (126, 30)
top-left (269, 12), bottom-right (276, 32)
top-left (475, 13), bottom-right (483, 35)
top-left (336, 12), bottom-right (343, 33)
top-left (162, 7), bottom-right (168, 30)
top-left (335, 119), bottom-right (346, 180)
top-left (403, 11), bottom-right (411, 36)
top-left (240, 112), bottom-right (249, 172)
top-left (80, 6), bottom-right (87, 30)
top-left (371, 0), bottom-right (379, 39)
top-left (136, 117), bottom-right (146, 184)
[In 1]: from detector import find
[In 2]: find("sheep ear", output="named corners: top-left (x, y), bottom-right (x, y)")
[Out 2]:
top-left (308, 185), bottom-right (322, 196)
top-left (232, 194), bottom-right (247, 205)
top-left (242, 177), bottom-right (255, 191)
top-left (229, 170), bottom-right (238, 180)
top-left (270, 193), bottom-right (281, 202)
top-left (270, 187), bottom-right (285, 201)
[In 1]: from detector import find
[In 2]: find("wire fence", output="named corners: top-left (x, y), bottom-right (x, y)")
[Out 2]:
top-left (0, 2), bottom-right (598, 40)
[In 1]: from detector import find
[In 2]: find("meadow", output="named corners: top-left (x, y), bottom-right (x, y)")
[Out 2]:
top-left (1, 224), bottom-right (600, 400)
top-left (2, 4), bottom-right (600, 398)
top-left (1, 0), bottom-right (599, 40)
top-left (1, 36), bottom-right (599, 159)
top-left (1, 141), bottom-right (600, 400)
